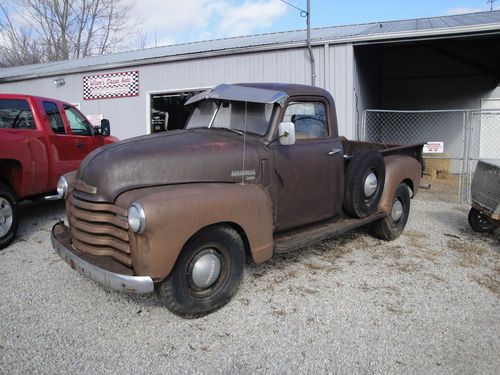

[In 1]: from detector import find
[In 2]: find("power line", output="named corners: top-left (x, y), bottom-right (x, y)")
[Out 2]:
top-left (280, 0), bottom-right (308, 17)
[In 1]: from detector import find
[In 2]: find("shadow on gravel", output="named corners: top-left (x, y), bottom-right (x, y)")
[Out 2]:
top-left (16, 199), bottom-right (66, 238)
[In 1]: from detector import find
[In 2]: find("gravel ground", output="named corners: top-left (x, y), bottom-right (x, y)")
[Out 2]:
top-left (0, 196), bottom-right (499, 374)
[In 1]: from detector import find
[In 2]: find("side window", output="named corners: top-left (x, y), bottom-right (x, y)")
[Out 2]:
top-left (0, 99), bottom-right (35, 129)
top-left (64, 105), bottom-right (92, 136)
top-left (43, 101), bottom-right (65, 134)
top-left (283, 101), bottom-right (328, 139)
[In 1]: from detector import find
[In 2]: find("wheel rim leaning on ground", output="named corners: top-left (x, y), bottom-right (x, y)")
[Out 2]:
top-left (372, 183), bottom-right (411, 241)
top-left (0, 184), bottom-right (19, 250)
top-left (468, 207), bottom-right (496, 233)
top-left (155, 225), bottom-right (245, 318)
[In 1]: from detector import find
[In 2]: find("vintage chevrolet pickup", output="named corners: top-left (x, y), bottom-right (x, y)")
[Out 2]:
top-left (51, 83), bottom-right (423, 318)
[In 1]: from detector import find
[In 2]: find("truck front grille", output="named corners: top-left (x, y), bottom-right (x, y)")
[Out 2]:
top-left (67, 194), bottom-right (132, 267)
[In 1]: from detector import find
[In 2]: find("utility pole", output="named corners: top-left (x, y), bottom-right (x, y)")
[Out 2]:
top-left (306, 0), bottom-right (316, 86)
top-left (280, 0), bottom-right (316, 86)
top-left (487, 0), bottom-right (497, 11)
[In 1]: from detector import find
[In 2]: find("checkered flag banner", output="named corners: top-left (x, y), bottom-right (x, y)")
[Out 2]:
top-left (83, 71), bottom-right (139, 100)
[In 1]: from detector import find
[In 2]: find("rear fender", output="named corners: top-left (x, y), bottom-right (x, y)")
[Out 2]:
top-left (378, 155), bottom-right (422, 215)
top-left (116, 183), bottom-right (274, 280)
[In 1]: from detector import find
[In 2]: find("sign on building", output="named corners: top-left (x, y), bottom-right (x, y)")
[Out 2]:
top-left (83, 71), bottom-right (139, 100)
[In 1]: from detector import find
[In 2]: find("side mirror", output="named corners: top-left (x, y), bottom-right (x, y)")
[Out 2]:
top-left (100, 119), bottom-right (111, 136)
top-left (279, 121), bottom-right (295, 146)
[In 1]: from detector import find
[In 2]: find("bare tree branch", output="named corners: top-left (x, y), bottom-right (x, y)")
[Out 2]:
top-left (0, 0), bottom-right (140, 66)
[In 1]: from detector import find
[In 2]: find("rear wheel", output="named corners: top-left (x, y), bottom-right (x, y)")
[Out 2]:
top-left (156, 225), bottom-right (245, 318)
top-left (372, 183), bottom-right (411, 241)
top-left (468, 207), bottom-right (496, 233)
top-left (0, 183), bottom-right (19, 250)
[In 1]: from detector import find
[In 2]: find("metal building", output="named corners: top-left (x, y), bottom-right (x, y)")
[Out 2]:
top-left (0, 10), bottom-right (499, 142)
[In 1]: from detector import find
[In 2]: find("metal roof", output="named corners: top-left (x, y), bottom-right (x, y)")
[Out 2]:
top-left (1, 10), bottom-right (500, 82)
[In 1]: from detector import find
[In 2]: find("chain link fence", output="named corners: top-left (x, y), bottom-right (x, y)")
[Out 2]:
top-left (360, 109), bottom-right (500, 203)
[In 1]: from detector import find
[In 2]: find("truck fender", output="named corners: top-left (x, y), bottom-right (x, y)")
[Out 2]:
top-left (116, 183), bottom-right (274, 281)
top-left (377, 155), bottom-right (422, 215)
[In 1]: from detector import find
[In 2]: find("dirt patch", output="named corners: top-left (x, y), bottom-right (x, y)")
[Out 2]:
top-left (471, 274), bottom-right (500, 296)
top-left (403, 230), bottom-right (429, 249)
top-left (446, 238), bottom-right (487, 268)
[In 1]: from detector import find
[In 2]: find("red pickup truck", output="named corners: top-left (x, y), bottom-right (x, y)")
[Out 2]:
top-left (0, 94), bottom-right (116, 249)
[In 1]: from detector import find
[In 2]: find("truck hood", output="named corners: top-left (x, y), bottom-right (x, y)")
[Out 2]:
top-left (75, 129), bottom-right (260, 202)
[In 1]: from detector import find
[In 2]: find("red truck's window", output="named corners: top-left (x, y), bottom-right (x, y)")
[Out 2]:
top-left (283, 102), bottom-right (328, 139)
top-left (0, 99), bottom-right (35, 129)
top-left (43, 101), bottom-right (65, 134)
top-left (63, 105), bottom-right (92, 136)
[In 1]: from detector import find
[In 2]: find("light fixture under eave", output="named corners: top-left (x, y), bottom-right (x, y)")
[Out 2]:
top-left (54, 77), bottom-right (65, 87)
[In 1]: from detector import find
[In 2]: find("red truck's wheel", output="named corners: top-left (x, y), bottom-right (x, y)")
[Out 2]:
top-left (372, 183), bottom-right (410, 241)
top-left (0, 184), bottom-right (19, 250)
top-left (468, 207), bottom-right (496, 233)
top-left (344, 150), bottom-right (385, 218)
top-left (156, 225), bottom-right (245, 318)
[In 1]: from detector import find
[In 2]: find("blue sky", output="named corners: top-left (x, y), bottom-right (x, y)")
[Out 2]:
top-left (136, 0), bottom-right (498, 46)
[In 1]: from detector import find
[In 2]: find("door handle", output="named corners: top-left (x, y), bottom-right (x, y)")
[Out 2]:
top-left (328, 149), bottom-right (341, 155)
top-left (75, 142), bottom-right (84, 149)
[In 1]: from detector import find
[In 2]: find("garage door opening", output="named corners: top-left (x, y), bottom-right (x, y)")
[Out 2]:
top-left (354, 34), bottom-right (500, 201)
top-left (149, 90), bottom-right (204, 133)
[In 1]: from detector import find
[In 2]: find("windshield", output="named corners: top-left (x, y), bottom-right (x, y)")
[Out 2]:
top-left (186, 100), bottom-right (274, 136)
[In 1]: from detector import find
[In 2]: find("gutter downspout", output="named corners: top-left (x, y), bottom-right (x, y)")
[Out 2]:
top-left (306, 0), bottom-right (316, 86)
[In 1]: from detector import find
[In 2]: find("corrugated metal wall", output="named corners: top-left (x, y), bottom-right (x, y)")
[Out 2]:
top-left (0, 44), bottom-right (355, 140)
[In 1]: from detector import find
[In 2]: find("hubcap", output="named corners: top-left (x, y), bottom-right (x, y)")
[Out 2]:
top-left (0, 197), bottom-right (13, 237)
top-left (190, 250), bottom-right (222, 289)
top-left (364, 172), bottom-right (378, 197)
top-left (391, 199), bottom-right (404, 221)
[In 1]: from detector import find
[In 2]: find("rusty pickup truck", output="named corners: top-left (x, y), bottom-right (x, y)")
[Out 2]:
top-left (52, 83), bottom-right (423, 318)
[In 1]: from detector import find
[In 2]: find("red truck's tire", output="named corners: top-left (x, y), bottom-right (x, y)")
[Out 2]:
top-left (0, 183), bottom-right (19, 250)
top-left (468, 207), bottom-right (496, 233)
top-left (343, 150), bottom-right (385, 218)
top-left (372, 183), bottom-right (410, 240)
top-left (155, 225), bottom-right (245, 318)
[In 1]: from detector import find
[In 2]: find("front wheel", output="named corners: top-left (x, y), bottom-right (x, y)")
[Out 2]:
top-left (156, 225), bottom-right (245, 318)
top-left (372, 183), bottom-right (411, 241)
top-left (468, 207), bottom-right (496, 233)
top-left (0, 183), bottom-right (19, 250)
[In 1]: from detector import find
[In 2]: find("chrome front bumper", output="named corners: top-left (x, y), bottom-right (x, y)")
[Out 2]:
top-left (51, 222), bottom-right (154, 294)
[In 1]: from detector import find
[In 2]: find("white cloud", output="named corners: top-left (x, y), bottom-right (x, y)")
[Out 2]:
top-left (218, 0), bottom-right (287, 36)
top-left (444, 6), bottom-right (486, 15)
top-left (133, 0), bottom-right (287, 46)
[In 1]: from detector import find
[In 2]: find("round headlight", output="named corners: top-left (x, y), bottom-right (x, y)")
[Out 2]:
top-left (128, 202), bottom-right (146, 234)
top-left (57, 176), bottom-right (68, 199)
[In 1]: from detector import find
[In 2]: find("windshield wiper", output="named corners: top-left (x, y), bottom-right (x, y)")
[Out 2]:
top-left (211, 126), bottom-right (243, 135)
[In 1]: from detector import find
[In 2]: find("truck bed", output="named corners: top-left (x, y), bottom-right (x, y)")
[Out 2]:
top-left (339, 137), bottom-right (424, 163)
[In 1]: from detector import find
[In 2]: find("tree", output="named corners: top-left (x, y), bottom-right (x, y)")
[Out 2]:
top-left (0, 0), bottom-right (138, 67)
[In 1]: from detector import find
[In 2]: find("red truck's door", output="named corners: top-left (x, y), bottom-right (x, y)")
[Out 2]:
top-left (61, 104), bottom-right (107, 158)
top-left (273, 100), bottom-right (344, 231)
top-left (41, 100), bottom-right (85, 189)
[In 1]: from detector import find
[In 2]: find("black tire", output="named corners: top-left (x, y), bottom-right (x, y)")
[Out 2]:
top-left (156, 225), bottom-right (245, 318)
top-left (372, 183), bottom-right (411, 241)
top-left (468, 207), bottom-right (496, 233)
top-left (0, 183), bottom-right (19, 250)
top-left (343, 149), bottom-right (385, 218)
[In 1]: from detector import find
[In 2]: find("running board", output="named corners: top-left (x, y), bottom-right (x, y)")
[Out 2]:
top-left (273, 211), bottom-right (386, 254)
